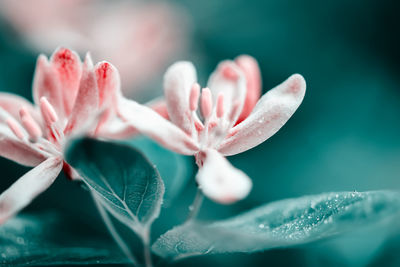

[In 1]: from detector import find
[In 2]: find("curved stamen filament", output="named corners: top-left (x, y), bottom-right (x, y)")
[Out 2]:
top-left (6, 118), bottom-right (25, 140)
top-left (19, 107), bottom-right (42, 142)
top-left (216, 93), bottom-right (224, 118)
top-left (201, 88), bottom-right (212, 119)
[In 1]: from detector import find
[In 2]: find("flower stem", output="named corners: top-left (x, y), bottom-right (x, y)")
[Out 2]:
top-left (185, 188), bottom-right (204, 223)
top-left (142, 228), bottom-right (153, 267)
top-left (92, 192), bottom-right (139, 266)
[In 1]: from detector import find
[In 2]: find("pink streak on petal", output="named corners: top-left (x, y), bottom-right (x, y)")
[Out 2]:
top-left (19, 108), bottom-right (42, 142)
top-left (216, 93), bottom-right (224, 118)
top-left (163, 61), bottom-right (197, 135)
top-left (64, 54), bottom-right (99, 135)
top-left (218, 74), bottom-right (306, 156)
top-left (196, 149), bottom-right (252, 204)
top-left (201, 88), bottom-right (212, 119)
top-left (235, 55), bottom-right (262, 124)
top-left (6, 119), bottom-right (25, 140)
top-left (221, 64), bottom-right (239, 81)
top-left (95, 61), bottom-right (121, 108)
top-left (50, 47), bottom-right (83, 116)
top-left (147, 98), bottom-right (170, 120)
top-left (118, 97), bottom-right (198, 155)
top-left (0, 157), bottom-right (63, 224)
top-left (189, 83), bottom-right (200, 111)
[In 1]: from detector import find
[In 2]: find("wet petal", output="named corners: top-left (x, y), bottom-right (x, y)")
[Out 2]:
top-left (0, 157), bottom-right (63, 224)
top-left (118, 97), bottom-right (198, 155)
top-left (218, 74), bottom-right (306, 156)
top-left (163, 61), bottom-right (197, 134)
top-left (207, 60), bottom-right (246, 124)
top-left (235, 55), bottom-right (262, 124)
top-left (50, 47), bottom-right (83, 115)
top-left (196, 149), bottom-right (252, 204)
top-left (64, 54), bottom-right (99, 135)
top-left (0, 124), bottom-right (48, 166)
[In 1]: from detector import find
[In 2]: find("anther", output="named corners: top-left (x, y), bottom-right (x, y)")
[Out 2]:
top-left (201, 87), bottom-right (212, 119)
top-left (189, 83), bottom-right (200, 111)
top-left (19, 108), bottom-right (42, 142)
top-left (6, 119), bottom-right (25, 140)
top-left (216, 93), bottom-right (224, 118)
top-left (40, 97), bottom-right (58, 124)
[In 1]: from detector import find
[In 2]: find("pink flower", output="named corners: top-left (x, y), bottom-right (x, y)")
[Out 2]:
top-left (0, 47), bottom-right (121, 223)
top-left (118, 56), bottom-right (306, 204)
top-left (0, 0), bottom-right (187, 95)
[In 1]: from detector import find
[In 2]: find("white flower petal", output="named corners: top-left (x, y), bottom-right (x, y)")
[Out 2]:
top-left (218, 74), bottom-right (306, 156)
top-left (0, 156), bottom-right (63, 224)
top-left (196, 149), bottom-right (252, 204)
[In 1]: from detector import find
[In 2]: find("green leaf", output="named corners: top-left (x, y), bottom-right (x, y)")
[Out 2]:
top-left (0, 212), bottom-right (129, 266)
top-left (152, 191), bottom-right (400, 260)
top-left (126, 136), bottom-right (193, 204)
top-left (65, 138), bottom-right (165, 232)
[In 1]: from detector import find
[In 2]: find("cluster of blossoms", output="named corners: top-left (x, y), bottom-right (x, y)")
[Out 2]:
top-left (0, 48), bottom-right (306, 223)
top-left (0, 0), bottom-right (187, 94)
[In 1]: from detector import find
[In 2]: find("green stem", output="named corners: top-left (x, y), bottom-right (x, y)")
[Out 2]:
top-left (142, 228), bottom-right (153, 267)
top-left (185, 188), bottom-right (204, 223)
top-left (92, 192), bottom-right (139, 266)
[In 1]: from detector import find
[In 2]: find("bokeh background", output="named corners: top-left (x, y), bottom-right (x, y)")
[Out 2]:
top-left (1, 0), bottom-right (400, 266)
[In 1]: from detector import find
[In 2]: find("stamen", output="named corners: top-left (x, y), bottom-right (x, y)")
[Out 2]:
top-left (6, 119), bottom-right (25, 140)
top-left (189, 83), bottom-right (200, 111)
top-left (216, 93), bottom-right (224, 118)
top-left (201, 88), bottom-right (212, 119)
top-left (19, 108), bottom-right (42, 142)
top-left (221, 64), bottom-right (239, 80)
top-left (40, 97), bottom-right (58, 124)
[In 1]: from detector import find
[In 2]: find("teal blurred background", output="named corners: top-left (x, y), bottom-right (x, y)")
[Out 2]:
top-left (1, 0), bottom-right (400, 266)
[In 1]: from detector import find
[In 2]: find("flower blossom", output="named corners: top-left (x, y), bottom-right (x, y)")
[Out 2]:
top-left (117, 56), bottom-right (306, 204)
top-left (0, 47), bottom-right (122, 223)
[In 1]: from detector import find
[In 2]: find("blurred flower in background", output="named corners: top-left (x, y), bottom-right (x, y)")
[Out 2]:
top-left (0, 0), bottom-right (188, 96)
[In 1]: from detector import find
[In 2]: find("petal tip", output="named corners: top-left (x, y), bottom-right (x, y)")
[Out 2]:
top-left (288, 74), bottom-right (306, 95)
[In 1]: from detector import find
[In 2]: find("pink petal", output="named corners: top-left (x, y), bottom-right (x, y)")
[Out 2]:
top-left (146, 98), bottom-right (169, 120)
top-left (118, 97), bottom-right (199, 155)
top-left (196, 149), bottom-right (252, 204)
top-left (64, 54), bottom-right (99, 135)
top-left (95, 119), bottom-right (138, 140)
top-left (50, 47), bottom-right (83, 116)
top-left (0, 93), bottom-right (41, 123)
top-left (95, 99), bottom-right (167, 139)
top-left (218, 74), bottom-right (306, 156)
top-left (32, 54), bottom-right (64, 118)
top-left (235, 55), bottom-right (262, 124)
top-left (163, 61), bottom-right (197, 134)
top-left (0, 124), bottom-right (48, 166)
top-left (207, 60), bottom-right (246, 124)
top-left (0, 156), bottom-right (63, 224)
